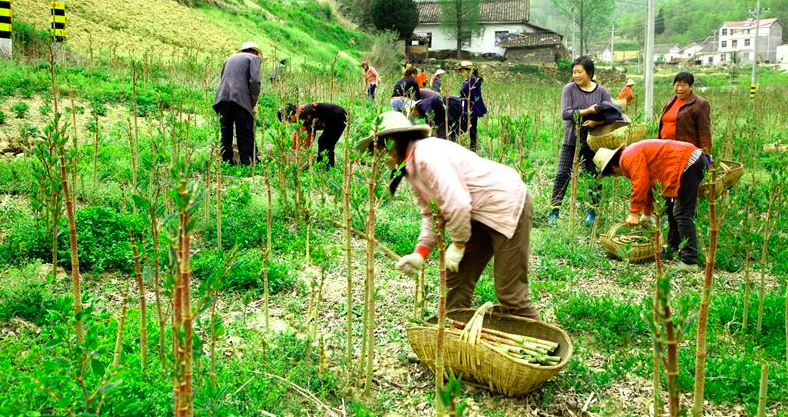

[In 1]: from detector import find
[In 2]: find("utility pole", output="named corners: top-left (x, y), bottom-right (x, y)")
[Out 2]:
top-left (645, 0), bottom-right (656, 119)
top-left (571, 7), bottom-right (577, 58)
top-left (0, 0), bottom-right (11, 59)
top-left (749, 1), bottom-right (769, 99)
top-left (610, 23), bottom-right (615, 62)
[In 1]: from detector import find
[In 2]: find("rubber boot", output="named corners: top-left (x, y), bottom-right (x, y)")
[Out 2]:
top-left (585, 208), bottom-right (596, 227)
top-left (548, 208), bottom-right (560, 226)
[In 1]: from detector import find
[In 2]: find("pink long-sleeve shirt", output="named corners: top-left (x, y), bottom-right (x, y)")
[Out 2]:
top-left (405, 138), bottom-right (527, 249)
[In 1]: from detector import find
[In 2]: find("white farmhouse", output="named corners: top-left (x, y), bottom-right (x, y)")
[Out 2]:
top-left (681, 41), bottom-right (704, 60)
top-left (718, 18), bottom-right (784, 63)
top-left (653, 44), bottom-right (683, 63)
top-left (778, 44), bottom-right (788, 63)
top-left (413, 0), bottom-right (532, 57)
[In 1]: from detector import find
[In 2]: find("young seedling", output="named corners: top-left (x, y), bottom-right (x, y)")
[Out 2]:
top-left (431, 201), bottom-right (448, 417)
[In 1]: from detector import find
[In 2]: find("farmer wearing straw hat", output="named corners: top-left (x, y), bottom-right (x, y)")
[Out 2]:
top-left (213, 41), bottom-right (266, 165)
top-left (617, 79), bottom-right (636, 107)
top-left (594, 140), bottom-right (708, 272)
top-left (458, 60), bottom-right (487, 152)
top-left (357, 111), bottom-right (538, 318)
top-left (430, 69), bottom-right (446, 92)
top-left (361, 60), bottom-right (380, 101)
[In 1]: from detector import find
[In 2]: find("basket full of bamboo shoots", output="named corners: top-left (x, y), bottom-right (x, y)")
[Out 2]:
top-left (698, 160), bottom-right (744, 198)
top-left (406, 302), bottom-right (573, 396)
top-left (600, 222), bottom-right (655, 263)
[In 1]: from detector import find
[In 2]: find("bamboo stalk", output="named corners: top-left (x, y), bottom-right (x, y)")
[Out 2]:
top-left (447, 319), bottom-right (558, 351)
top-left (329, 220), bottom-right (400, 262)
top-left (756, 190), bottom-right (778, 334)
top-left (693, 168), bottom-right (719, 417)
top-left (216, 146), bottom-right (222, 251)
top-left (113, 282), bottom-right (130, 368)
top-left (652, 210), bottom-right (664, 417)
top-left (343, 144), bottom-right (353, 376)
top-left (569, 111), bottom-right (581, 238)
top-left (93, 115), bottom-right (99, 189)
top-left (263, 167), bottom-right (272, 333)
top-left (757, 363), bottom-right (768, 417)
top-left (362, 150), bottom-right (379, 397)
top-left (60, 153), bottom-right (84, 345)
top-left (130, 231), bottom-right (148, 371)
top-left (433, 209), bottom-right (447, 417)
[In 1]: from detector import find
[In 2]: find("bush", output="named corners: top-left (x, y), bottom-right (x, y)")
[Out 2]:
top-left (0, 204), bottom-right (49, 266)
top-left (10, 102), bottom-right (29, 119)
top-left (371, 0), bottom-right (418, 39)
top-left (58, 206), bottom-right (141, 273)
top-left (192, 249), bottom-right (295, 293)
top-left (0, 263), bottom-right (56, 325)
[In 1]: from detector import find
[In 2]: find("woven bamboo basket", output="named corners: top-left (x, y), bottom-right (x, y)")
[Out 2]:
top-left (600, 222), bottom-right (655, 263)
top-left (406, 302), bottom-right (573, 397)
top-left (698, 160), bottom-right (744, 198)
top-left (587, 124), bottom-right (647, 151)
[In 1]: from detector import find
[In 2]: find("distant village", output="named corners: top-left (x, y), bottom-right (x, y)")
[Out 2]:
top-left (408, 0), bottom-right (787, 66)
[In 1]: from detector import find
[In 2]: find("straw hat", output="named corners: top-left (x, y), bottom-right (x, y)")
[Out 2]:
top-left (355, 111), bottom-right (432, 152)
top-left (593, 145), bottom-right (625, 177)
top-left (434, 69), bottom-right (446, 76)
top-left (238, 41), bottom-right (266, 59)
top-left (626, 79), bottom-right (636, 86)
top-left (457, 60), bottom-right (475, 70)
top-left (589, 113), bottom-right (631, 137)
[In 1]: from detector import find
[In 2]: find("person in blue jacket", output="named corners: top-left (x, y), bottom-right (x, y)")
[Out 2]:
top-left (458, 61), bottom-right (487, 152)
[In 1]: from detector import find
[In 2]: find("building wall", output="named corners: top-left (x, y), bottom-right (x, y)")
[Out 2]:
top-left (718, 22), bottom-right (783, 63)
top-left (505, 45), bottom-right (560, 62)
top-left (777, 44), bottom-right (788, 63)
top-left (414, 22), bottom-right (528, 56)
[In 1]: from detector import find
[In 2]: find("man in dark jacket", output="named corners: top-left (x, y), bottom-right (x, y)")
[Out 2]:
top-left (411, 95), bottom-right (464, 140)
top-left (213, 41), bottom-right (264, 165)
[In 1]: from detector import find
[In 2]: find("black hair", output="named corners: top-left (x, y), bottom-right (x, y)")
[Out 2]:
top-left (277, 103), bottom-right (298, 122)
top-left (571, 56), bottom-right (595, 80)
top-left (404, 67), bottom-right (418, 77)
top-left (673, 72), bottom-right (695, 86)
top-left (280, 59), bottom-right (287, 65)
top-left (374, 131), bottom-right (426, 195)
top-left (602, 149), bottom-right (622, 176)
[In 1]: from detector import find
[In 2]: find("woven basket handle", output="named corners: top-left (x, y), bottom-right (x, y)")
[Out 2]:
top-left (605, 222), bottom-right (629, 241)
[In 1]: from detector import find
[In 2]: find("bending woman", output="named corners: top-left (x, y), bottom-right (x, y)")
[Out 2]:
top-left (278, 102), bottom-right (347, 168)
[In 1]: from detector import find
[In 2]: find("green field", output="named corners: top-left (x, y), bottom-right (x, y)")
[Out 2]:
top-left (1, 9), bottom-right (788, 416)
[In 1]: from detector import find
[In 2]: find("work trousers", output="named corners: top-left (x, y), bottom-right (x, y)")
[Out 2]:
top-left (446, 191), bottom-right (538, 319)
top-left (217, 101), bottom-right (255, 165)
top-left (367, 84), bottom-right (377, 101)
top-left (666, 157), bottom-right (708, 265)
top-left (550, 142), bottom-right (601, 208)
top-left (315, 121), bottom-right (346, 168)
top-left (460, 113), bottom-right (479, 152)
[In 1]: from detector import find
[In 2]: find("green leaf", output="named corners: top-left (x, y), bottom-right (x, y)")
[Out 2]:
top-left (91, 358), bottom-right (105, 377)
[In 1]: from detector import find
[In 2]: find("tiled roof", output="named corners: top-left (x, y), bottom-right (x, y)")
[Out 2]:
top-left (722, 18), bottom-right (779, 28)
top-left (499, 31), bottom-right (562, 48)
top-left (654, 44), bottom-right (681, 53)
top-left (416, 0), bottom-right (529, 24)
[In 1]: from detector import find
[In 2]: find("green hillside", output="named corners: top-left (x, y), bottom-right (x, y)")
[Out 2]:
top-left (13, 0), bottom-right (373, 69)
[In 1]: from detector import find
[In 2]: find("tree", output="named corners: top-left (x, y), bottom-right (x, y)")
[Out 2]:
top-left (440, 0), bottom-right (482, 59)
top-left (655, 8), bottom-right (666, 36)
top-left (551, 0), bottom-right (614, 56)
top-left (371, 0), bottom-right (419, 39)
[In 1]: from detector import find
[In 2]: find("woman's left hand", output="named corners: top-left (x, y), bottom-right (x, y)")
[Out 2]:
top-left (582, 120), bottom-right (603, 128)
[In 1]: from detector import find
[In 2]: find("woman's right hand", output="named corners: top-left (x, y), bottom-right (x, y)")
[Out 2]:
top-left (580, 104), bottom-right (599, 116)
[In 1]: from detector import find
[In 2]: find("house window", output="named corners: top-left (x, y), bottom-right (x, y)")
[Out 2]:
top-left (708, 56), bottom-right (713, 64)
top-left (495, 31), bottom-right (509, 46)
top-left (747, 29), bottom-right (751, 34)
top-left (425, 32), bottom-right (433, 48)
top-left (721, 54), bottom-right (727, 62)
top-left (732, 40), bottom-right (738, 48)
top-left (721, 40), bottom-right (727, 48)
top-left (744, 38), bottom-right (750, 47)
top-left (461, 30), bottom-right (472, 47)
top-left (721, 28), bottom-right (728, 36)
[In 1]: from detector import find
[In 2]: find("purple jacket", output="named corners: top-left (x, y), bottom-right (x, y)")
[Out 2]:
top-left (460, 75), bottom-right (487, 118)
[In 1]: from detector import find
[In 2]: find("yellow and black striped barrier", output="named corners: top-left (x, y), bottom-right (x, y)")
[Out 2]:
top-left (0, 0), bottom-right (11, 40)
top-left (50, 1), bottom-right (65, 42)
top-left (750, 84), bottom-right (757, 99)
